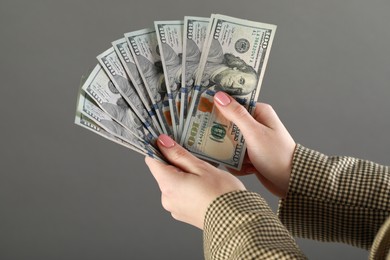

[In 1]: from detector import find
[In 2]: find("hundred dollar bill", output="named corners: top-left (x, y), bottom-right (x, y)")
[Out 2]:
top-left (154, 20), bottom-right (183, 140)
top-left (112, 38), bottom-right (163, 135)
top-left (75, 85), bottom-right (163, 161)
top-left (75, 112), bottom-right (165, 161)
top-left (180, 16), bottom-right (210, 135)
top-left (77, 89), bottom-right (158, 154)
top-left (97, 47), bottom-right (161, 137)
top-left (81, 64), bottom-right (158, 144)
top-left (75, 112), bottom-right (141, 153)
top-left (125, 28), bottom-right (173, 137)
top-left (181, 14), bottom-right (277, 169)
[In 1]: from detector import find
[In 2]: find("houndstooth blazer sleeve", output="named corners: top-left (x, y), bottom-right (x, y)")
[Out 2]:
top-left (278, 144), bottom-right (390, 259)
top-left (203, 144), bottom-right (389, 259)
top-left (203, 191), bottom-right (307, 259)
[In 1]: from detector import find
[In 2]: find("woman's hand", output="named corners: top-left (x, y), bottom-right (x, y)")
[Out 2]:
top-left (214, 91), bottom-right (296, 198)
top-left (145, 134), bottom-right (246, 230)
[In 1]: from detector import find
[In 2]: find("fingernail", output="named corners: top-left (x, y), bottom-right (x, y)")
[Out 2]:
top-left (214, 91), bottom-right (231, 106)
top-left (158, 134), bottom-right (175, 148)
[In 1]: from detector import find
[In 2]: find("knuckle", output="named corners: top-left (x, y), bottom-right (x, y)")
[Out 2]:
top-left (161, 195), bottom-right (171, 212)
top-left (160, 183), bottom-right (174, 196)
top-left (260, 103), bottom-right (274, 114)
top-left (232, 103), bottom-right (250, 119)
top-left (256, 103), bottom-right (275, 118)
top-left (170, 146), bottom-right (190, 162)
top-left (171, 213), bottom-right (181, 221)
top-left (195, 161), bottom-right (213, 174)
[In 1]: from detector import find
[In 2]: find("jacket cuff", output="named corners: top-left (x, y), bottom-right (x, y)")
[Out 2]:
top-left (277, 144), bottom-right (389, 249)
top-left (204, 190), bottom-right (305, 259)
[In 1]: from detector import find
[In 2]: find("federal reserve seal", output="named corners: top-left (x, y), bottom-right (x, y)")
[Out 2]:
top-left (210, 122), bottom-right (226, 142)
top-left (235, 38), bottom-right (250, 53)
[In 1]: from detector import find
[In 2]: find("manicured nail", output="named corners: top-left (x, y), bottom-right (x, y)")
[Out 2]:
top-left (158, 134), bottom-right (175, 148)
top-left (214, 91), bottom-right (231, 106)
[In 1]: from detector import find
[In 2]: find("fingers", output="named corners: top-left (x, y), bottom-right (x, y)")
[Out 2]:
top-left (145, 156), bottom-right (183, 192)
top-left (214, 91), bottom-right (281, 131)
top-left (156, 134), bottom-right (212, 175)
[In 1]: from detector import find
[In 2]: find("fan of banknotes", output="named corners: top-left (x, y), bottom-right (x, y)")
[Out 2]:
top-left (75, 14), bottom-right (276, 170)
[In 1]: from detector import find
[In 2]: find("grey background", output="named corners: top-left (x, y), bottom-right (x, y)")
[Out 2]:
top-left (0, 0), bottom-right (389, 259)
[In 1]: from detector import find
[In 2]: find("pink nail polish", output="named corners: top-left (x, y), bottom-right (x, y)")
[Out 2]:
top-left (214, 91), bottom-right (231, 106)
top-left (158, 134), bottom-right (175, 148)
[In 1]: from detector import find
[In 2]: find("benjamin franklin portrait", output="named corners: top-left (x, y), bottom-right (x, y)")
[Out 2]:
top-left (199, 39), bottom-right (258, 96)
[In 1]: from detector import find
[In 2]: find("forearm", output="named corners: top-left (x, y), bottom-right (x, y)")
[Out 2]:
top-left (278, 144), bottom-right (390, 249)
top-left (204, 191), bottom-right (307, 260)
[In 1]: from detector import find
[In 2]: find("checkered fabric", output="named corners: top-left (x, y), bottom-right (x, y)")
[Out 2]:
top-left (203, 144), bottom-right (390, 259)
top-left (204, 191), bottom-right (307, 259)
top-left (278, 144), bottom-right (390, 259)
top-left (370, 217), bottom-right (390, 260)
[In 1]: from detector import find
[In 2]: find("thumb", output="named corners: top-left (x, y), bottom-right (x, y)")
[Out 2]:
top-left (156, 134), bottom-right (213, 175)
top-left (213, 91), bottom-right (263, 138)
